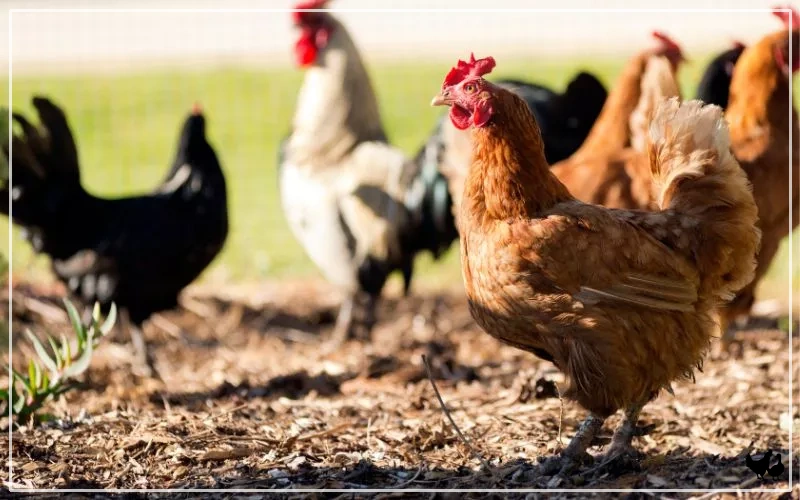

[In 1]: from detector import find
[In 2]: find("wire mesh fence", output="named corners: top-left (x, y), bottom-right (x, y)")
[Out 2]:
top-left (2, 1), bottom-right (794, 303)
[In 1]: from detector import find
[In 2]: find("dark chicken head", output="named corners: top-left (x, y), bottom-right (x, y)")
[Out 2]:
top-left (431, 53), bottom-right (498, 130)
top-left (174, 102), bottom-right (212, 166)
top-left (724, 41), bottom-right (747, 76)
top-left (772, 5), bottom-right (800, 76)
top-left (292, 0), bottom-right (334, 67)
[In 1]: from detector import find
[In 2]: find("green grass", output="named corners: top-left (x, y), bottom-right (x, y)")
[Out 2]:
top-left (0, 54), bottom-right (796, 304)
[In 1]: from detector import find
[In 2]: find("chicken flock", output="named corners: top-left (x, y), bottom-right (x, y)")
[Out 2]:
top-left (3, 0), bottom-right (797, 479)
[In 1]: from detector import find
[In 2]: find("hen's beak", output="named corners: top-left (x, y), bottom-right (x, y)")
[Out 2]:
top-left (431, 91), bottom-right (452, 107)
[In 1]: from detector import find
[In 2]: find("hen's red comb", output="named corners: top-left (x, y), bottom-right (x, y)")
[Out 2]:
top-left (293, 0), bottom-right (328, 24)
top-left (443, 53), bottom-right (496, 87)
top-left (192, 102), bottom-right (202, 115)
top-left (732, 39), bottom-right (746, 50)
top-left (652, 31), bottom-right (683, 53)
top-left (773, 5), bottom-right (800, 28)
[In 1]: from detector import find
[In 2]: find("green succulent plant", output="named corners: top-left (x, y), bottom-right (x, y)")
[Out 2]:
top-left (1, 299), bottom-right (116, 427)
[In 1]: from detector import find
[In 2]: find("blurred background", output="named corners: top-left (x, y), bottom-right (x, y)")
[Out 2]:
top-left (2, 0), bottom-right (796, 312)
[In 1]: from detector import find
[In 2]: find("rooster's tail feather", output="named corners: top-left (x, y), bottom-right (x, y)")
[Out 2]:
top-left (2, 97), bottom-right (84, 221)
top-left (27, 97), bottom-right (82, 186)
top-left (403, 124), bottom-right (459, 260)
top-left (647, 97), bottom-right (760, 301)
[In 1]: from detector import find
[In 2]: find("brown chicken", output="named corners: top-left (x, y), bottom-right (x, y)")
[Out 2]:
top-left (550, 9), bottom-right (797, 343)
top-left (551, 54), bottom-right (683, 210)
top-left (629, 56), bottom-right (684, 153)
top-left (431, 55), bottom-right (759, 474)
top-left (566, 31), bottom-right (685, 162)
top-left (719, 8), bottom-right (799, 338)
top-left (440, 32), bottom-right (684, 225)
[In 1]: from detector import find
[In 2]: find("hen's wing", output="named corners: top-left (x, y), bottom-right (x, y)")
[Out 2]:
top-left (514, 201), bottom-right (701, 312)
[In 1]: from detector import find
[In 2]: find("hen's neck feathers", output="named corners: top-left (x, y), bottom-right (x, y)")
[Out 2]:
top-left (463, 89), bottom-right (574, 224)
top-left (726, 30), bottom-right (799, 157)
top-left (289, 17), bottom-right (386, 166)
top-left (572, 51), bottom-right (649, 158)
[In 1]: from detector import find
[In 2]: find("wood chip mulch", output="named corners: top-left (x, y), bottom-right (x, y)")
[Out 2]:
top-left (1, 280), bottom-right (798, 498)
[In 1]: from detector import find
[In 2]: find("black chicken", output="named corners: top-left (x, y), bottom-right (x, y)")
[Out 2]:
top-left (695, 42), bottom-right (746, 109)
top-left (3, 97), bottom-right (229, 375)
top-left (498, 73), bottom-right (608, 164)
top-left (768, 454), bottom-right (784, 480)
top-left (745, 450), bottom-right (774, 480)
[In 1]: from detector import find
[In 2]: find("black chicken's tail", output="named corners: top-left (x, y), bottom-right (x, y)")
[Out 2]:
top-left (397, 121), bottom-right (459, 292)
top-left (2, 97), bottom-right (84, 223)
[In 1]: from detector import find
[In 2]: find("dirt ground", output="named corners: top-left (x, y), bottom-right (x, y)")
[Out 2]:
top-left (2, 279), bottom-right (798, 498)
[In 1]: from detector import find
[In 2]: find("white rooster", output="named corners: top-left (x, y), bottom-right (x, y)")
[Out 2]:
top-left (278, 0), bottom-right (457, 344)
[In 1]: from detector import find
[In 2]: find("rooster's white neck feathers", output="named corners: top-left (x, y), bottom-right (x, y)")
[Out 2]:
top-left (288, 18), bottom-right (386, 166)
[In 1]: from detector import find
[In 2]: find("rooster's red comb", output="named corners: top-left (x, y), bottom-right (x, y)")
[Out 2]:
top-left (442, 53), bottom-right (496, 88)
top-left (293, 0), bottom-right (329, 24)
top-left (651, 31), bottom-right (683, 54)
top-left (772, 5), bottom-right (800, 28)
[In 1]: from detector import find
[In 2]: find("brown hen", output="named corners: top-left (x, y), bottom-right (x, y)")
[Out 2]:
top-left (719, 8), bottom-right (799, 339)
top-left (432, 54), bottom-right (760, 474)
top-left (568, 31), bottom-right (685, 162)
top-left (551, 52), bottom-right (683, 210)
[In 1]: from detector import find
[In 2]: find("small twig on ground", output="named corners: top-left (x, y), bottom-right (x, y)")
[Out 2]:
top-left (150, 313), bottom-right (183, 339)
top-left (208, 402), bottom-right (251, 421)
top-left (291, 422), bottom-right (353, 444)
top-left (422, 354), bottom-right (494, 476)
top-left (21, 296), bottom-right (68, 323)
top-left (366, 417), bottom-right (372, 451)
top-left (394, 464), bottom-right (426, 488)
top-left (557, 385), bottom-right (565, 446)
top-left (276, 328), bottom-right (318, 345)
top-left (179, 296), bottom-right (217, 319)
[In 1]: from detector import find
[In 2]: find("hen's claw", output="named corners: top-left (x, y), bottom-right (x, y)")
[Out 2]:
top-left (583, 402), bottom-right (646, 475)
top-left (541, 413), bottom-right (605, 477)
top-left (594, 444), bottom-right (645, 475)
top-left (540, 450), bottom-right (594, 476)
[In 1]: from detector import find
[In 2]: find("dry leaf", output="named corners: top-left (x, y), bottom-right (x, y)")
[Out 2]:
top-left (199, 447), bottom-right (254, 461)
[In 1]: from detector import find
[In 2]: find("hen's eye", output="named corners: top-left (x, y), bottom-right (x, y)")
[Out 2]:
top-left (464, 83), bottom-right (476, 93)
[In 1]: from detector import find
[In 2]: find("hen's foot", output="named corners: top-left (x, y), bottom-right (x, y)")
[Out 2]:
top-left (539, 450), bottom-right (594, 476)
top-left (588, 403), bottom-right (646, 475)
top-left (595, 444), bottom-right (645, 475)
top-left (541, 414), bottom-right (604, 477)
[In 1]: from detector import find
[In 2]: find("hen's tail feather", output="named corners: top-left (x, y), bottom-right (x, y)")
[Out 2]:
top-left (629, 56), bottom-right (681, 153)
top-left (647, 97), bottom-right (761, 302)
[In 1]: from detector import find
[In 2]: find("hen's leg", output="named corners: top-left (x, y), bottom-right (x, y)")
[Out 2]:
top-left (327, 294), bottom-right (356, 350)
top-left (716, 290), bottom-right (755, 358)
top-left (130, 323), bottom-right (159, 379)
top-left (359, 293), bottom-right (378, 341)
top-left (120, 310), bottom-right (157, 378)
top-left (596, 402), bottom-right (647, 472)
top-left (541, 414), bottom-right (604, 476)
